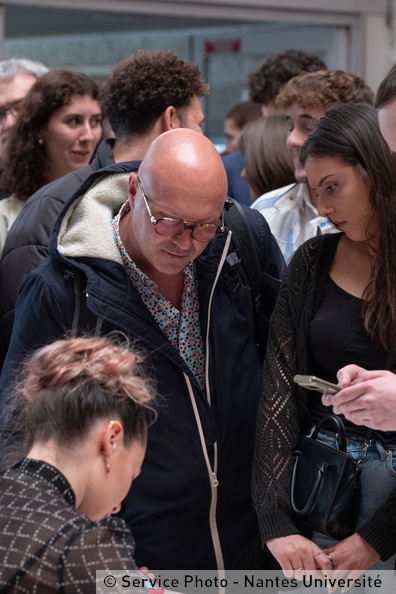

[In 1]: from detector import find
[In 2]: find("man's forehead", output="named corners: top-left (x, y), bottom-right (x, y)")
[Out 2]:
top-left (151, 196), bottom-right (223, 222)
top-left (143, 182), bottom-right (225, 218)
top-left (286, 103), bottom-right (325, 120)
top-left (0, 72), bottom-right (36, 106)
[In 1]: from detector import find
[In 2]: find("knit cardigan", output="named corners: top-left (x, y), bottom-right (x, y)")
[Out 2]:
top-left (252, 232), bottom-right (396, 561)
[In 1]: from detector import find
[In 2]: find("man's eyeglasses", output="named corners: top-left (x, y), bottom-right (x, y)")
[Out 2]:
top-left (0, 101), bottom-right (22, 126)
top-left (137, 176), bottom-right (224, 242)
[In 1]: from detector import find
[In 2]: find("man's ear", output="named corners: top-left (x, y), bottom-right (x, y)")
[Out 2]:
top-left (128, 172), bottom-right (139, 208)
top-left (163, 105), bottom-right (181, 130)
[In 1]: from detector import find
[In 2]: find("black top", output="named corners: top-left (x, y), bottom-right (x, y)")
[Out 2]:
top-left (253, 233), bottom-right (396, 562)
top-left (0, 458), bottom-right (144, 593)
top-left (309, 276), bottom-right (395, 443)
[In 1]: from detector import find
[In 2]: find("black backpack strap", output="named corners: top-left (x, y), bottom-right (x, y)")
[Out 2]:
top-left (223, 198), bottom-right (283, 356)
top-left (223, 197), bottom-right (261, 313)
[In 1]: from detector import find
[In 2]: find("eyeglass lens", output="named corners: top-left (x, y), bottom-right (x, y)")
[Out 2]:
top-left (155, 219), bottom-right (218, 241)
top-left (0, 102), bottom-right (21, 124)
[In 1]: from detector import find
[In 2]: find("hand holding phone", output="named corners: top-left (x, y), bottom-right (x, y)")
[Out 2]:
top-left (294, 374), bottom-right (341, 394)
top-left (137, 570), bottom-right (164, 593)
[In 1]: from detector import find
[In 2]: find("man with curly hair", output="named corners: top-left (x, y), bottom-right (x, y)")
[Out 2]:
top-left (0, 50), bottom-right (209, 368)
top-left (225, 49), bottom-right (325, 206)
top-left (101, 50), bottom-right (208, 159)
top-left (251, 69), bottom-right (374, 262)
top-left (248, 49), bottom-right (326, 116)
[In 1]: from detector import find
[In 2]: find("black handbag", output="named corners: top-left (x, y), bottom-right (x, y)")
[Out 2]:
top-left (290, 414), bottom-right (361, 539)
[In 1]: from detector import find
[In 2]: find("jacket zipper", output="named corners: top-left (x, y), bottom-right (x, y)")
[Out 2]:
top-left (184, 230), bottom-right (232, 578)
top-left (184, 373), bottom-right (224, 574)
top-left (84, 231), bottom-right (232, 584)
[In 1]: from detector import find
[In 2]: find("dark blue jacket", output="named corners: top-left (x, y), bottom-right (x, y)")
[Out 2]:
top-left (0, 139), bottom-right (139, 370)
top-left (0, 162), bottom-right (285, 570)
top-left (222, 151), bottom-right (251, 206)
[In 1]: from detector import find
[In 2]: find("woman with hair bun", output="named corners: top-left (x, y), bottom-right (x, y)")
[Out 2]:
top-left (0, 336), bottom-right (155, 593)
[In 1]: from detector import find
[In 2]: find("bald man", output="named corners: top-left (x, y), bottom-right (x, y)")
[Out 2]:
top-left (1, 128), bottom-right (285, 571)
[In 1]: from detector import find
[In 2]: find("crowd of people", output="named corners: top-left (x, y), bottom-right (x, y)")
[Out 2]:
top-left (0, 45), bottom-right (395, 593)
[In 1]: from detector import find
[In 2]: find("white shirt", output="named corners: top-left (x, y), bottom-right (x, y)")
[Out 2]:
top-left (0, 194), bottom-right (25, 254)
top-left (251, 182), bottom-right (337, 263)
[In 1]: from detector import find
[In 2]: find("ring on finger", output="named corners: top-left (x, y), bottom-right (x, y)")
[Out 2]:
top-left (322, 548), bottom-right (331, 556)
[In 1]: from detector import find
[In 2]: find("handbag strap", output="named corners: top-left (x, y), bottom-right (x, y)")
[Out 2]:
top-left (310, 414), bottom-right (347, 452)
top-left (290, 454), bottom-right (331, 515)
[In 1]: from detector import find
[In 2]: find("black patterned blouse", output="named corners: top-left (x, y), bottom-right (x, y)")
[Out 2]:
top-left (0, 458), bottom-right (145, 593)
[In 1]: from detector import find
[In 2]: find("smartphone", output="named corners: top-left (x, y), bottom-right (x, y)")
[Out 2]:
top-left (137, 570), bottom-right (165, 593)
top-left (293, 374), bottom-right (341, 394)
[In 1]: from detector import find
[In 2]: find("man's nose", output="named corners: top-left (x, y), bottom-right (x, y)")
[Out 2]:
top-left (172, 227), bottom-right (195, 249)
top-left (286, 127), bottom-right (306, 149)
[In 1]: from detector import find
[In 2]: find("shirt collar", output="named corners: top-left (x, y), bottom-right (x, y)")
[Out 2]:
top-left (295, 182), bottom-right (319, 215)
top-left (12, 458), bottom-right (76, 507)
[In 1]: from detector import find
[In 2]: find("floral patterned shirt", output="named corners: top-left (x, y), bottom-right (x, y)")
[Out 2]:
top-left (112, 201), bottom-right (205, 390)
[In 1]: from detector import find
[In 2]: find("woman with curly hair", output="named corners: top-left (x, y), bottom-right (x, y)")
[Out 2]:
top-left (0, 69), bottom-right (102, 250)
top-left (0, 335), bottom-right (156, 592)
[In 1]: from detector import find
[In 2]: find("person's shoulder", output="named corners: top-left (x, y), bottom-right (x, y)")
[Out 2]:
top-left (0, 194), bottom-right (23, 215)
top-left (225, 199), bottom-right (286, 278)
top-left (251, 182), bottom-right (297, 211)
top-left (300, 231), bottom-right (341, 251)
top-left (288, 232), bottom-right (341, 271)
top-left (221, 151), bottom-right (244, 169)
top-left (17, 255), bottom-right (75, 307)
top-left (226, 198), bottom-right (271, 238)
top-left (64, 515), bottom-right (136, 566)
top-left (25, 165), bottom-right (96, 208)
top-left (77, 514), bottom-right (133, 540)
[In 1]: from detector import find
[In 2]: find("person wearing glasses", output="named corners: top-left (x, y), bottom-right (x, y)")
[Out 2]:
top-left (0, 127), bottom-right (285, 572)
top-left (0, 58), bottom-right (48, 169)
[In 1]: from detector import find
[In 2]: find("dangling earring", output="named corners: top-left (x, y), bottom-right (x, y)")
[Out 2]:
top-left (103, 454), bottom-right (110, 474)
top-left (38, 138), bottom-right (43, 145)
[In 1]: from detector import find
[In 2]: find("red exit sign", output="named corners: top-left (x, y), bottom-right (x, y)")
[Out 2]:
top-left (205, 39), bottom-right (241, 54)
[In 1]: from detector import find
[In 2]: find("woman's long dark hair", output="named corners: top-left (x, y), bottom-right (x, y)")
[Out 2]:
top-left (1, 69), bottom-right (101, 201)
top-left (300, 102), bottom-right (396, 354)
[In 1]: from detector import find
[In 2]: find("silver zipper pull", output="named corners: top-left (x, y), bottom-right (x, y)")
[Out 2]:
top-left (356, 440), bottom-right (371, 468)
top-left (212, 472), bottom-right (219, 487)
